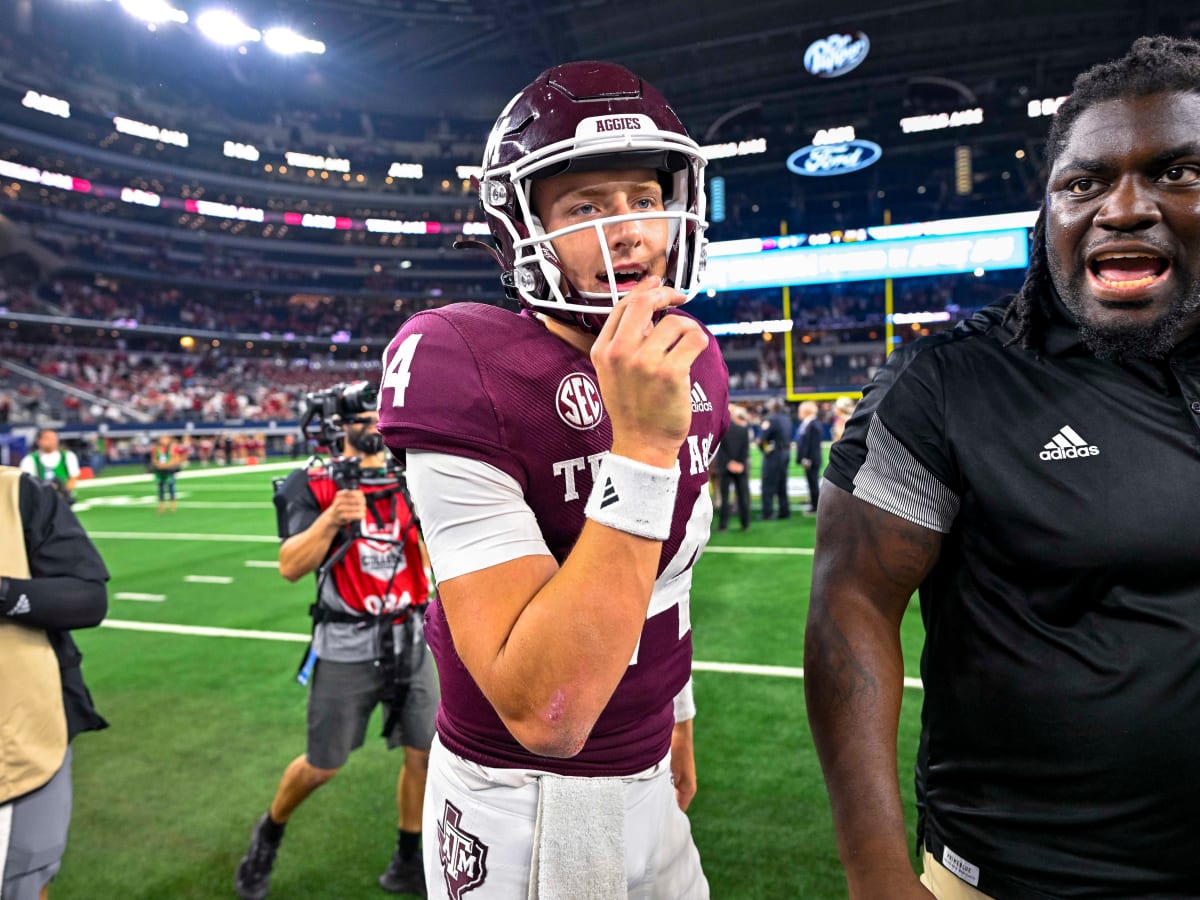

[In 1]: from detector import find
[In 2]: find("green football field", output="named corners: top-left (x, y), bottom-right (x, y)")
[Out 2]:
top-left (56, 456), bottom-right (927, 899)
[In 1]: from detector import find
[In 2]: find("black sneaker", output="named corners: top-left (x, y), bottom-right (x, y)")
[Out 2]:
top-left (235, 814), bottom-right (282, 900)
top-left (378, 851), bottom-right (427, 896)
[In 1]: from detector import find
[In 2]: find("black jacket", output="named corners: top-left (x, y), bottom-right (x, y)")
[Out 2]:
top-left (2, 474), bottom-right (110, 739)
top-left (716, 421), bottom-right (750, 471)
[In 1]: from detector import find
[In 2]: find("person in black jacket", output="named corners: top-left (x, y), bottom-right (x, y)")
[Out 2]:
top-left (0, 468), bottom-right (108, 900)
top-left (794, 401), bottom-right (823, 514)
top-left (757, 399), bottom-right (794, 520)
top-left (715, 405), bottom-right (751, 531)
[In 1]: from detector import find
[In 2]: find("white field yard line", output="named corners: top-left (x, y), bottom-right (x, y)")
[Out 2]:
top-left (98, 619), bottom-right (925, 690)
top-left (103, 619), bottom-right (309, 643)
top-left (702, 546), bottom-right (814, 556)
top-left (175, 502), bottom-right (276, 508)
top-left (244, 560), bottom-right (279, 568)
top-left (113, 592), bottom-right (166, 602)
top-left (87, 531), bottom-right (811, 556)
top-left (76, 461), bottom-right (298, 490)
top-left (78, 500), bottom-right (275, 510)
top-left (155, 485), bottom-right (282, 493)
top-left (87, 532), bottom-right (279, 543)
top-left (184, 575), bottom-right (234, 584)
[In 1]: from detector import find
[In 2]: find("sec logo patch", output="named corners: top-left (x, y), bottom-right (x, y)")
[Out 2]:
top-left (556, 372), bottom-right (604, 430)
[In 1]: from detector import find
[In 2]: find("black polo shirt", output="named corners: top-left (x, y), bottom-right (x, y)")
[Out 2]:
top-left (825, 296), bottom-right (1200, 899)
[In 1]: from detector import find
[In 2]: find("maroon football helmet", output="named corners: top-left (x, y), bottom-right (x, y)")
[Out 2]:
top-left (474, 61), bottom-right (708, 334)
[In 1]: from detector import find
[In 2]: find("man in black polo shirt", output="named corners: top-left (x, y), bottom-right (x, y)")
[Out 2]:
top-left (805, 35), bottom-right (1200, 899)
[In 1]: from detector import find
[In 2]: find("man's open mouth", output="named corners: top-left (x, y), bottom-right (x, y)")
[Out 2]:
top-left (604, 266), bottom-right (648, 290)
top-left (1088, 251), bottom-right (1171, 289)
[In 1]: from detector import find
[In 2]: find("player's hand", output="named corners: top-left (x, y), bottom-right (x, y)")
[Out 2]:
top-left (670, 719), bottom-right (697, 812)
top-left (591, 276), bottom-right (709, 469)
top-left (325, 488), bottom-right (366, 527)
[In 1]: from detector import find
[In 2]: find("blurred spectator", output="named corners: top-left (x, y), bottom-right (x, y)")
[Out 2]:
top-left (19, 429), bottom-right (80, 500)
top-left (0, 467), bottom-right (108, 900)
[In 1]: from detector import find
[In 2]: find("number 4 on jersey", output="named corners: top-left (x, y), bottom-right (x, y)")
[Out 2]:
top-left (381, 333), bottom-right (423, 408)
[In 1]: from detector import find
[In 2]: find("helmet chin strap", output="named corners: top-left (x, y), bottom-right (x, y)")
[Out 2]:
top-left (452, 238), bottom-right (505, 268)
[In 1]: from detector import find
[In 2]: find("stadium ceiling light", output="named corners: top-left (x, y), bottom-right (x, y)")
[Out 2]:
top-left (197, 10), bottom-right (261, 45)
top-left (119, 0), bottom-right (188, 24)
top-left (264, 26), bottom-right (325, 55)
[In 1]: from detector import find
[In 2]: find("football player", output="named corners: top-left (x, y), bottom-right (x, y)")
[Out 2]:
top-left (378, 61), bottom-right (728, 899)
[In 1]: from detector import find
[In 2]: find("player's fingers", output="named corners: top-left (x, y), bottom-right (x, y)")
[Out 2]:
top-left (642, 315), bottom-right (710, 368)
top-left (605, 286), bottom-right (687, 354)
top-left (593, 276), bottom-right (659, 352)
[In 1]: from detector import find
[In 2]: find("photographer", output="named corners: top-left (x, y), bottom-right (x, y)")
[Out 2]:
top-left (19, 430), bottom-right (80, 504)
top-left (236, 384), bottom-right (437, 900)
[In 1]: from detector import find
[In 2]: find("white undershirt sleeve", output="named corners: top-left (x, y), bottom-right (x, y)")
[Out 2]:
top-left (405, 449), bottom-right (553, 583)
top-left (673, 677), bottom-right (696, 723)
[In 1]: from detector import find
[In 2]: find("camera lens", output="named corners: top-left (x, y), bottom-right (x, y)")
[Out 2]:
top-left (339, 381), bottom-right (378, 415)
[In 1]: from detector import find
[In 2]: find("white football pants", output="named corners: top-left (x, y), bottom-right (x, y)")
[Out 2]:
top-left (422, 735), bottom-right (709, 899)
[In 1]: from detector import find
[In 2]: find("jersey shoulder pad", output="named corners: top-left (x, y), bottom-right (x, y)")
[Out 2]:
top-left (378, 304), bottom-right (529, 469)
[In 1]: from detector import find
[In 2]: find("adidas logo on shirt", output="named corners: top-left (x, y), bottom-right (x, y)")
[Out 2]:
top-left (6, 593), bottom-right (31, 616)
top-left (691, 382), bottom-right (713, 413)
top-left (1039, 425), bottom-right (1100, 461)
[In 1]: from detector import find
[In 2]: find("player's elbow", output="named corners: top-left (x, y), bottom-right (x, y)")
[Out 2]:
top-left (499, 691), bottom-right (596, 759)
top-left (507, 718), bottom-right (591, 759)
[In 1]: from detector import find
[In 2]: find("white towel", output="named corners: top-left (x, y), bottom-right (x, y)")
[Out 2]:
top-left (529, 774), bottom-right (625, 900)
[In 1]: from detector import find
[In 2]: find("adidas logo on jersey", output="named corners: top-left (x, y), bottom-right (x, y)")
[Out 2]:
top-left (1039, 425), bottom-right (1099, 461)
top-left (6, 593), bottom-right (30, 616)
top-left (691, 382), bottom-right (713, 412)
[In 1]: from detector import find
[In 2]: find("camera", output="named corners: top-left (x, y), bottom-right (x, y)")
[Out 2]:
top-left (276, 380), bottom-right (392, 536)
top-left (299, 380), bottom-right (379, 452)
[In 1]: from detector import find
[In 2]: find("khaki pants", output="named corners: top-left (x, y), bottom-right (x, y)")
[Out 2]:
top-left (920, 850), bottom-right (996, 900)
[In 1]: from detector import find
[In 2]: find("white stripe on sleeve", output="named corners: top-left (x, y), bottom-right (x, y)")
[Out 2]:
top-left (851, 415), bottom-right (960, 533)
top-left (405, 450), bottom-right (553, 583)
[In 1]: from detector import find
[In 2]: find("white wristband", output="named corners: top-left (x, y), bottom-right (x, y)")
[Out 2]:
top-left (584, 453), bottom-right (679, 541)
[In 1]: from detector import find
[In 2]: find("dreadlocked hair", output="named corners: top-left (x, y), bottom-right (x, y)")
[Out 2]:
top-left (1003, 34), bottom-right (1200, 350)
top-left (1004, 213), bottom-right (1052, 350)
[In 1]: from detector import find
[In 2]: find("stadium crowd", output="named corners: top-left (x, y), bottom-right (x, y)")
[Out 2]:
top-left (0, 264), bottom-right (1030, 424)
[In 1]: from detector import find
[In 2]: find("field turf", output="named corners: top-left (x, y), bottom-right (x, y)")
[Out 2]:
top-left (55, 455), bottom-right (927, 899)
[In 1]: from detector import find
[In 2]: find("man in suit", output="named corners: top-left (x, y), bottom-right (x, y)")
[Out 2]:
top-left (795, 401), bottom-right (822, 514)
top-left (715, 405), bottom-right (751, 532)
top-left (758, 399), bottom-right (794, 520)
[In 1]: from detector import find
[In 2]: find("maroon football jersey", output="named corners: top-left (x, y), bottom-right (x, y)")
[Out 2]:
top-left (379, 304), bottom-right (729, 776)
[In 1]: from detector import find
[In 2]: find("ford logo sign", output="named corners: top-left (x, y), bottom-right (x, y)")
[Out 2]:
top-left (787, 141), bottom-right (882, 177)
top-left (803, 32), bottom-right (870, 78)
